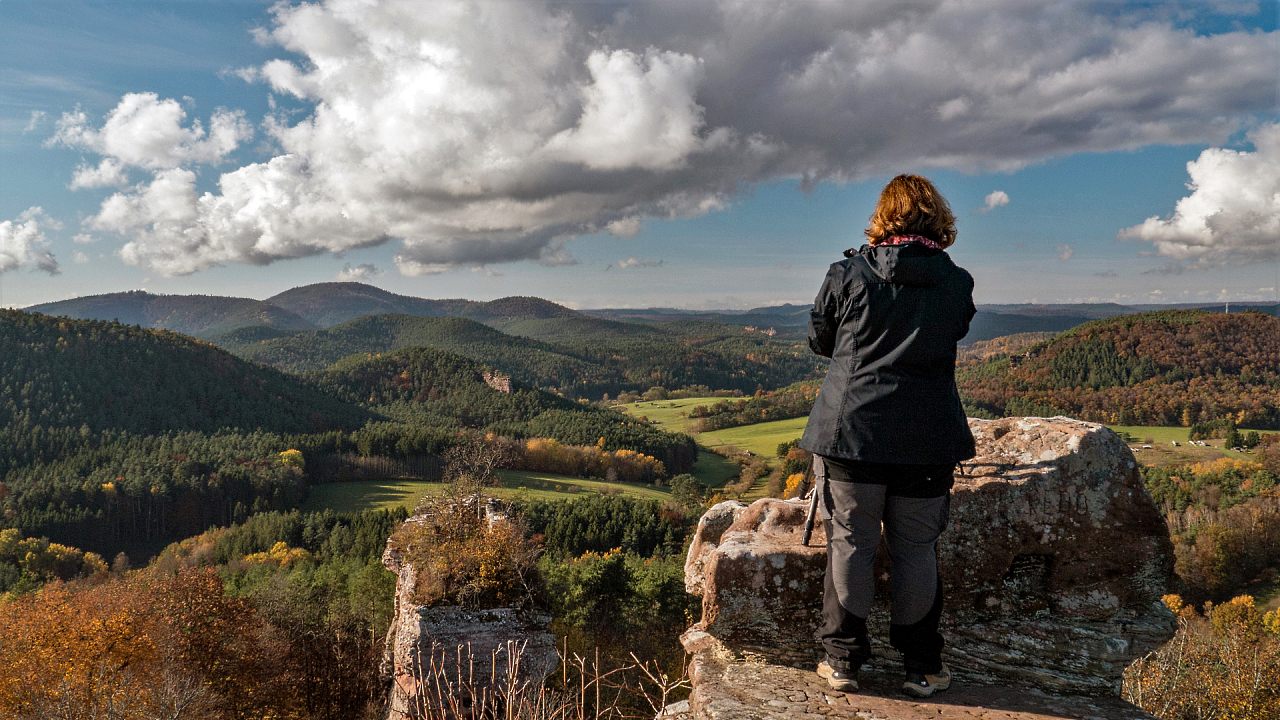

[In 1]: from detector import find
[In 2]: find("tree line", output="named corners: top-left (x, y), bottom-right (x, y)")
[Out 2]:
top-left (958, 310), bottom-right (1280, 428)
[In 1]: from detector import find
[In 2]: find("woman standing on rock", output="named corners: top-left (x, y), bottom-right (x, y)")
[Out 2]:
top-left (799, 174), bottom-right (975, 698)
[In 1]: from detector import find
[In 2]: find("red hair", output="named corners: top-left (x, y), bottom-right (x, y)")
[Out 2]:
top-left (865, 175), bottom-right (957, 248)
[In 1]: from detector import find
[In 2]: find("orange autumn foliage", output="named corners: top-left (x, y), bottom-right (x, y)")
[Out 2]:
top-left (518, 438), bottom-right (667, 484)
top-left (0, 568), bottom-right (302, 719)
top-left (1125, 595), bottom-right (1280, 720)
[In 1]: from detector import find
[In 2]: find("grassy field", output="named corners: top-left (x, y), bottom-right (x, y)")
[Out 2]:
top-left (619, 398), bottom-right (810, 497)
top-left (619, 398), bottom-right (780, 488)
top-left (302, 470), bottom-right (671, 513)
top-left (1107, 426), bottom-right (1190, 444)
top-left (620, 398), bottom-right (809, 458)
top-left (623, 397), bottom-right (718, 434)
top-left (302, 480), bottom-right (444, 513)
top-left (1107, 425), bottom-right (1276, 467)
top-left (689, 451), bottom-right (742, 488)
top-left (1250, 576), bottom-right (1280, 613)
top-left (618, 402), bottom-right (1279, 496)
top-left (700, 417), bottom-right (809, 457)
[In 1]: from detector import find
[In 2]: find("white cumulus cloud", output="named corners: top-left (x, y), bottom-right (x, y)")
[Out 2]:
top-left (980, 191), bottom-right (1010, 213)
top-left (618, 256), bottom-right (663, 269)
top-left (335, 263), bottom-right (384, 281)
top-left (24, 110), bottom-right (46, 133)
top-left (545, 49), bottom-right (708, 171)
top-left (606, 217), bottom-right (643, 238)
top-left (1119, 122), bottom-right (1280, 266)
top-left (1056, 243), bottom-right (1074, 261)
top-left (50, 92), bottom-right (251, 170)
top-left (69, 158), bottom-right (130, 189)
top-left (0, 207), bottom-right (60, 275)
top-left (59, 0), bottom-right (1279, 276)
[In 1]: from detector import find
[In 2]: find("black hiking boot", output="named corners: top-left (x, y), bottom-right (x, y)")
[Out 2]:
top-left (902, 662), bottom-right (951, 698)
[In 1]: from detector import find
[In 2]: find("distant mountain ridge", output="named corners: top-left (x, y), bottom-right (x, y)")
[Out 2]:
top-left (213, 311), bottom-right (824, 397)
top-left (26, 284), bottom-right (825, 397)
top-left (211, 313), bottom-right (602, 382)
top-left (26, 290), bottom-right (317, 338)
top-left (588, 301), bottom-right (1279, 344)
top-left (266, 282), bottom-right (577, 328)
top-left (27, 283), bottom-right (1279, 350)
top-left (27, 283), bottom-right (583, 339)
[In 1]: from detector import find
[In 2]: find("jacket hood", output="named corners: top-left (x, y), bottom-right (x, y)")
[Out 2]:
top-left (852, 243), bottom-right (954, 287)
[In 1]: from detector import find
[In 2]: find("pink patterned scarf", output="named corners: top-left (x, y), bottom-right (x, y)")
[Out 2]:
top-left (881, 234), bottom-right (945, 250)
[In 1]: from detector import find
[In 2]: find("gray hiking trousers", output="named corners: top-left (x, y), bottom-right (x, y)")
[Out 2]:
top-left (815, 456), bottom-right (951, 674)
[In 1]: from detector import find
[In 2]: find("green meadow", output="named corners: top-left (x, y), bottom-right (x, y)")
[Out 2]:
top-left (689, 451), bottom-right (742, 488)
top-left (699, 417), bottom-right (809, 457)
top-left (1106, 425), bottom-right (1191, 444)
top-left (619, 399), bottom-right (810, 497)
top-left (619, 398), bottom-right (760, 487)
top-left (1106, 425), bottom-right (1276, 466)
top-left (302, 469), bottom-right (671, 513)
top-left (623, 397), bottom-right (718, 433)
top-left (621, 398), bottom-right (809, 457)
top-left (303, 410), bottom-right (1275, 515)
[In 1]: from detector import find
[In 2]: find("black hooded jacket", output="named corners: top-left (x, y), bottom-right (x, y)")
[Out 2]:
top-left (798, 243), bottom-right (976, 464)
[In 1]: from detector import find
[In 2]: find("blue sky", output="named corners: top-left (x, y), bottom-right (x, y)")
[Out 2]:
top-left (1, 0), bottom-right (1277, 310)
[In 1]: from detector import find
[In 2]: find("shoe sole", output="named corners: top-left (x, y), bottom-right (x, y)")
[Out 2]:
top-left (817, 664), bottom-right (859, 693)
top-left (901, 678), bottom-right (950, 698)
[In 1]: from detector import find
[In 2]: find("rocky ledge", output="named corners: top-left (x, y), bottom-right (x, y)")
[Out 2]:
top-left (681, 638), bottom-right (1156, 720)
top-left (680, 417), bottom-right (1176, 719)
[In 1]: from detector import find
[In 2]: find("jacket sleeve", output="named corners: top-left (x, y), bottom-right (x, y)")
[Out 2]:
top-left (956, 271), bottom-right (977, 342)
top-left (807, 264), bottom-right (842, 358)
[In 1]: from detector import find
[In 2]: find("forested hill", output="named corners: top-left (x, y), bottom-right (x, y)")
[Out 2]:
top-left (25, 290), bottom-right (316, 338)
top-left (266, 282), bottom-right (577, 327)
top-left (210, 314), bottom-right (604, 386)
top-left (24, 283), bottom-right (581, 338)
top-left (0, 310), bottom-right (368, 437)
top-left (477, 315), bottom-right (824, 395)
top-left (309, 347), bottom-right (697, 469)
top-left (211, 312), bottom-right (824, 398)
top-left (959, 310), bottom-right (1280, 427)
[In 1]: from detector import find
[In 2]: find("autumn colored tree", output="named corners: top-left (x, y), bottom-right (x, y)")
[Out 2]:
top-left (1125, 595), bottom-right (1280, 720)
top-left (390, 482), bottom-right (540, 608)
top-left (0, 568), bottom-right (304, 720)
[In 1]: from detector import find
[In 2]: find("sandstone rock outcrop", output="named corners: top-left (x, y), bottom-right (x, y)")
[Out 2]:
top-left (684, 417), bottom-right (1177, 698)
top-left (382, 533), bottom-right (557, 719)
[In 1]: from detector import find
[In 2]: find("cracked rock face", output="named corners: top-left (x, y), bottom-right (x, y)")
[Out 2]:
top-left (684, 417), bottom-right (1177, 695)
